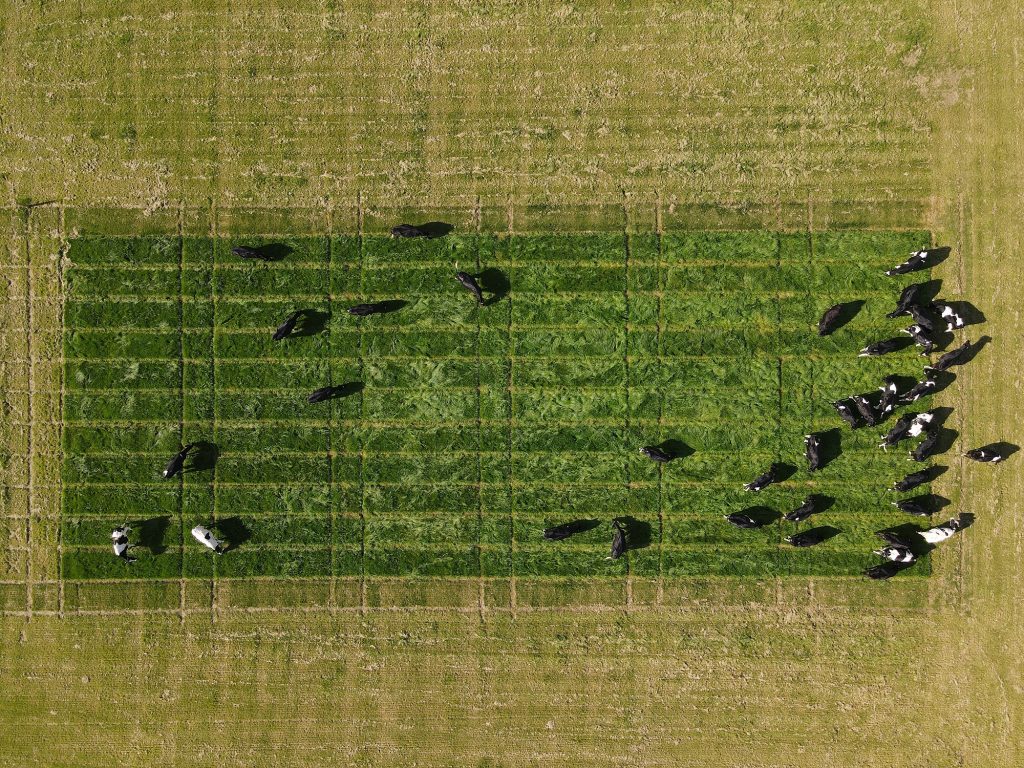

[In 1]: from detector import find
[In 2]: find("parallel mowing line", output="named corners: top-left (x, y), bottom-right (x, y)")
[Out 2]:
top-left (56, 206), bottom-right (67, 617)
top-left (622, 194), bottom-right (633, 609)
top-left (327, 227), bottom-right (336, 610)
top-left (177, 212), bottom-right (186, 622)
top-left (24, 209), bottom-right (34, 619)
top-left (356, 192), bottom-right (367, 613)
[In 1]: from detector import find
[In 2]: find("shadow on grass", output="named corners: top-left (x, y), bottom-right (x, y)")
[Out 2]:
top-left (477, 268), bottom-right (510, 306)
top-left (130, 515), bottom-right (171, 555)
top-left (291, 309), bottom-right (330, 338)
top-left (188, 440), bottom-right (219, 473)
top-left (815, 429), bottom-right (841, 470)
top-left (216, 516), bottom-right (252, 553)
top-left (543, 518), bottom-right (600, 540)
top-left (615, 516), bottom-right (653, 551)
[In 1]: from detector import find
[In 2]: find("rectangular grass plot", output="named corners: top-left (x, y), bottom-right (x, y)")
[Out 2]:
top-left (61, 230), bottom-right (935, 582)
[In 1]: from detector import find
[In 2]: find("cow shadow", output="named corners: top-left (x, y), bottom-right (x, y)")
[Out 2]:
top-left (545, 518), bottom-right (600, 539)
top-left (926, 370), bottom-right (957, 397)
top-left (130, 515), bottom-right (171, 555)
top-left (807, 494), bottom-right (835, 514)
top-left (419, 222), bottom-right (455, 239)
top-left (616, 516), bottom-right (653, 551)
top-left (921, 246), bottom-right (952, 268)
top-left (736, 506), bottom-right (781, 526)
top-left (320, 382), bottom-right (364, 401)
top-left (815, 428), bottom-right (841, 469)
top-left (900, 494), bottom-right (951, 514)
top-left (872, 336), bottom-right (916, 354)
top-left (972, 441), bottom-right (1020, 462)
top-left (216, 516), bottom-right (252, 553)
top-left (654, 438), bottom-right (695, 461)
top-left (913, 278), bottom-right (944, 305)
top-left (960, 335), bottom-right (992, 364)
top-left (928, 406), bottom-right (955, 430)
top-left (919, 426), bottom-right (959, 458)
top-left (941, 301), bottom-right (986, 327)
top-left (188, 440), bottom-right (219, 473)
top-left (771, 462), bottom-right (797, 483)
top-left (827, 300), bottom-right (864, 333)
top-left (291, 309), bottom-right (330, 338)
top-left (251, 243), bottom-right (292, 262)
top-left (798, 525), bottom-right (842, 544)
top-left (374, 299), bottom-right (409, 314)
top-left (477, 268), bottom-right (510, 306)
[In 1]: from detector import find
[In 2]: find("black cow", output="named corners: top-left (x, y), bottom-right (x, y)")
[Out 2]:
top-left (608, 519), bottom-right (627, 560)
top-left (785, 496), bottom-right (818, 523)
top-left (879, 412), bottom-right (918, 450)
top-left (391, 224), bottom-right (428, 238)
top-left (348, 303), bottom-right (387, 317)
top-left (785, 529), bottom-right (829, 548)
top-left (851, 395), bottom-right (879, 427)
top-left (898, 375), bottom-right (937, 405)
top-left (901, 324), bottom-right (934, 355)
top-left (907, 303), bottom-right (938, 334)
top-left (455, 271), bottom-right (484, 305)
top-left (639, 446), bottom-right (673, 463)
top-left (910, 429), bottom-right (940, 462)
top-left (925, 340), bottom-right (973, 373)
top-left (544, 520), bottom-right (592, 540)
top-left (893, 468), bottom-right (933, 492)
top-left (818, 304), bottom-right (843, 336)
top-left (833, 400), bottom-right (860, 429)
top-left (892, 497), bottom-right (933, 517)
top-left (724, 512), bottom-right (764, 529)
top-left (743, 466), bottom-right (779, 492)
top-left (273, 310), bottom-right (303, 341)
top-left (162, 444), bottom-right (195, 479)
top-left (864, 562), bottom-right (905, 580)
top-left (804, 433), bottom-right (821, 472)
top-left (885, 249), bottom-right (931, 276)
top-left (858, 338), bottom-right (904, 358)
top-left (308, 386), bottom-right (339, 404)
top-left (965, 447), bottom-right (1005, 463)
top-left (232, 245), bottom-right (272, 261)
top-left (886, 283), bottom-right (924, 318)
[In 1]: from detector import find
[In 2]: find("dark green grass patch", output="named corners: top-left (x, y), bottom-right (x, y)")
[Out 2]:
top-left (62, 230), bottom-right (935, 580)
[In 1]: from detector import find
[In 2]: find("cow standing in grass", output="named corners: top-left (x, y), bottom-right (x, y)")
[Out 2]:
top-left (818, 304), bottom-right (843, 336)
top-left (886, 283), bottom-right (925, 318)
top-left (608, 519), bottom-right (627, 560)
top-left (885, 249), bottom-right (932, 276)
top-left (111, 525), bottom-right (136, 564)
top-left (919, 516), bottom-right (968, 545)
top-left (391, 224), bottom-right (429, 238)
top-left (899, 375), bottom-right (937, 405)
top-left (743, 466), bottom-right (779, 492)
top-left (965, 446), bottom-right (1006, 463)
top-left (191, 524), bottom-right (225, 554)
top-left (163, 444), bottom-right (195, 479)
top-left (273, 310), bottom-right (303, 341)
top-left (901, 324), bottom-right (934, 354)
top-left (455, 271), bottom-right (484, 305)
top-left (892, 468), bottom-right (933, 492)
top-left (859, 339), bottom-right (904, 358)
top-left (833, 400), bottom-right (859, 429)
top-left (640, 445), bottom-right (673, 463)
top-left (880, 412), bottom-right (917, 451)
top-left (926, 340), bottom-right (974, 373)
top-left (804, 434), bottom-right (822, 472)
top-left (725, 512), bottom-right (765, 529)
top-left (785, 496), bottom-right (818, 523)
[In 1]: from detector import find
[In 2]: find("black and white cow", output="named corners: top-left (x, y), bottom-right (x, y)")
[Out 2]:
top-left (232, 245), bottom-right (272, 261)
top-left (743, 466), bottom-right (779, 492)
top-left (873, 531), bottom-right (917, 563)
top-left (833, 399), bottom-right (860, 429)
top-left (724, 512), bottom-right (765, 529)
top-left (907, 410), bottom-right (936, 438)
top-left (879, 412), bottom-right (917, 450)
top-left (907, 303), bottom-right (938, 334)
top-left (804, 433), bottom-right (822, 472)
top-left (886, 283), bottom-right (925, 318)
top-left (784, 496), bottom-right (818, 523)
top-left (162, 444), bottom-right (195, 479)
top-left (191, 524), bottom-right (225, 554)
top-left (892, 497), bottom-right (933, 517)
top-left (785, 528), bottom-right (829, 548)
top-left (110, 525), bottom-right (136, 563)
top-left (455, 271), bottom-right (484, 305)
top-left (933, 302), bottom-right (966, 332)
top-left (864, 561), bottom-right (906, 580)
top-left (639, 446), bottom-right (673, 463)
top-left (965, 447), bottom-right (1005, 463)
top-left (543, 520), bottom-right (592, 540)
top-left (878, 375), bottom-right (901, 415)
top-left (818, 304), bottom-right (843, 336)
top-left (901, 324), bottom-right (934, 354)
top-left (909, 429), bottom-right (940, 462)
top-left (273, 310), bottom-right (303, 341)
top-left (892, 468), bottom-right (933, 492)
top-left (898, 374), bottom-right (937, 405)
top-left (885, 248), bottom-right (934, 276)
top-left (851, 395), bottom-right (879, 427)
top-left (347, 302), bottom-right (388, 317)
top-left (918, 516), bottom-right (967, 546)
top-left (925, 340), bottom-right (973, 373)
top-left (308, 386), bottom-right (342, 404)
top-left (391, 224), bottom-right (428, 238)
top-left (858, 338), bottom-right (904, 358)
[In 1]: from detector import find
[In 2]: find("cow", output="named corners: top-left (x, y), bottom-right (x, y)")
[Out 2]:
top-left (892, 467), bottom-right (933, 492)
top-left (639, 446), bottom-right (673, 463)
top-left (743, 465), bottom-right (779, 492)
top-left (804, 433), bottom-right (822, 472)
top-left (232, 245), bottom-right (273, 261)
top-left (851, 395), bottom-right (879, 427)
top-left (818, 304), bottom-right (843, 336)
top-left (391, 224), bottom-right (428, 238)
top-left (273, 310), bottom-right (303, 341)
top-left (864, 561), bottom-right (906, 580)
top-left (878, 375), bottom-right (901, 414)
top-left (892, 497), bottom-right (933, 517)
top-left (347, 302), bottom-right (388, 317)
top-left (879, 412), bottom-right (918, 450)
top-left (907, 303), bottom-right (938, 334)
top-left (858, 338), bottom-right (904, 358)
top-left (909, 429), bottom-right (940, 462)
top-left (544, 520), bottom-right (593, 540)
top-left (898, 374), bottom-right (937, 405)
top-left (455, 271), bottom-right (484, 305)
top-left (308, 386), bottom-right (342, 404)
top-left (886, 283), bottom-right (924, 318)
top-left (907, 410), bottom-right (936, 438)
top-left (833, 399), bottom-right (860, 429)
top-left (191, 524), bottom-right (225, 554)
top-left (163, 444), bottom-right (195, 479)
top-left (885, 249), bottom-right (931, 276)
top-left (925, 340), bottom-right (973, 373)
top-left (784, 496), bottom-right (818, 523)
top-left (965, 447), bottom-right (1005, 463)
top-left (873, 531), bottom-right (917, 563)
top-left (919, 516), bottom-right (966, 545)
top-left (607, 519), bottom-right (627, 560)
top-left (901, 324), bottom-right (934, 354)
top-left (933, 302), bottom-right (966, 332)
top-left (785, 529), bottom-right (829, 548)
top-left (724, 512), bottom-right (765, 529)
top-left (110, 525), bottom-right (136, 563)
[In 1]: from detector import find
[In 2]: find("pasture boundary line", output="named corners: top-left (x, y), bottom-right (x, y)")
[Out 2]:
top-left (655, 191), bottom-right (665, 605)
top-left (176, 206), bottom-right (186, 624)
top-left (622, 191), bottom-right (633, 610)
top-left (327, 204), bottom-right (337, 612)
top-left (506, 201), bottom-right (517, 616)
top-left (473, 195), bottom-right (485, 622)
top-left (209, 202), bottom-right (220, 625)
top-left (57, 204), bottom-right (67, 618)
top-left (775, 232), bottom-right (785, 550)
top-left (23, 208), bottom-right (34, 621)
top-left (356, 190), bottom-right (367, 615)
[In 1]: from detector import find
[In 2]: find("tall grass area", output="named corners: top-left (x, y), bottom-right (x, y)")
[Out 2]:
top-left (60, 230), bottom-right (934, 580)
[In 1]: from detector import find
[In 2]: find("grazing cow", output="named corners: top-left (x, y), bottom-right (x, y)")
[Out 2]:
top-left (110, 525), bottom-right (136, 563)
top-left (907, 410), bottom-right (936, 438)
top-left (901, 324), bottom-right (934, 354)
top-left (864, 561), bottom-right (906, 580)
top-left (885, 249), bottom-right (932, 276)
top-left (308, 386), bottom-right (340, 404)
top-left (919, 516), bottom-right (966, 545)
top-left (892, 497), bottom-right (933, 517)
top-left (851, 395), bottom-right (879, 427)
top-left (898, 375), bottom-right (937, 405)
top-left (886, 283), bottom-right (924, 318)
top-left (273, 310), bottom-right (303, 341)
top-left (785, 496), bottom-right (818, 523)
top-left (909, 429), bottom-right (940, 462)
top-left (191, 524), bottom-right (225, 554)
top-left (455, 271), bottom-right (484, 305)
top-left (544, 520), bottom-right (592, 541)
top-left (907, 304), bottom-right (938, 334)
top-left (833, 399), bottom-right (859, 429)
top-left (933, 302), bottom-right (966, 332)
top-left (724, 512), bottom-right (764, 529)
top-left (785, 529), bottom-right (829, 548)
top-left (640, 446), bottom-right (673, 463)
top-left (804, 434), bottom-right (822, 472)
top-left (608, 519), bottom-right (627, 560)
top-left (879, 412), bottom-right (918, 450)
top-left (925, 340), bottom-right (973, 373)
top-left (232, 245), bottom-right (272, 261)
top-left (391, 224), bottom-right (428, 238)
top-left (743, 466), bottom-right (779, 492)
top-left (162, 444), bottom-right (195, 479)
top-left (858, 338), bottom-right (904, 358)
top-left (818, 304), bottom-right (843, 336)
top-left (965, 446), bottom-right (1005, 463)
top-left (347, 302), bottom-right (387, 317)
top-left (893, 468), bottom-right (932, 492)
top-left (877, 375), bottom-right (901, 417)
top-left (874, 531), bottom-right (917, 563)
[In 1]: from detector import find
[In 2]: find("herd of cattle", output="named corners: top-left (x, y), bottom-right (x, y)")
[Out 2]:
top-left (107, 237), bottom-right (1001, 581)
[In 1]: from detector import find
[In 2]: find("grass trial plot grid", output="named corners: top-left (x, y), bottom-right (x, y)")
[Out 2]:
top-left (60, 230), bottom-right (935, 582)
